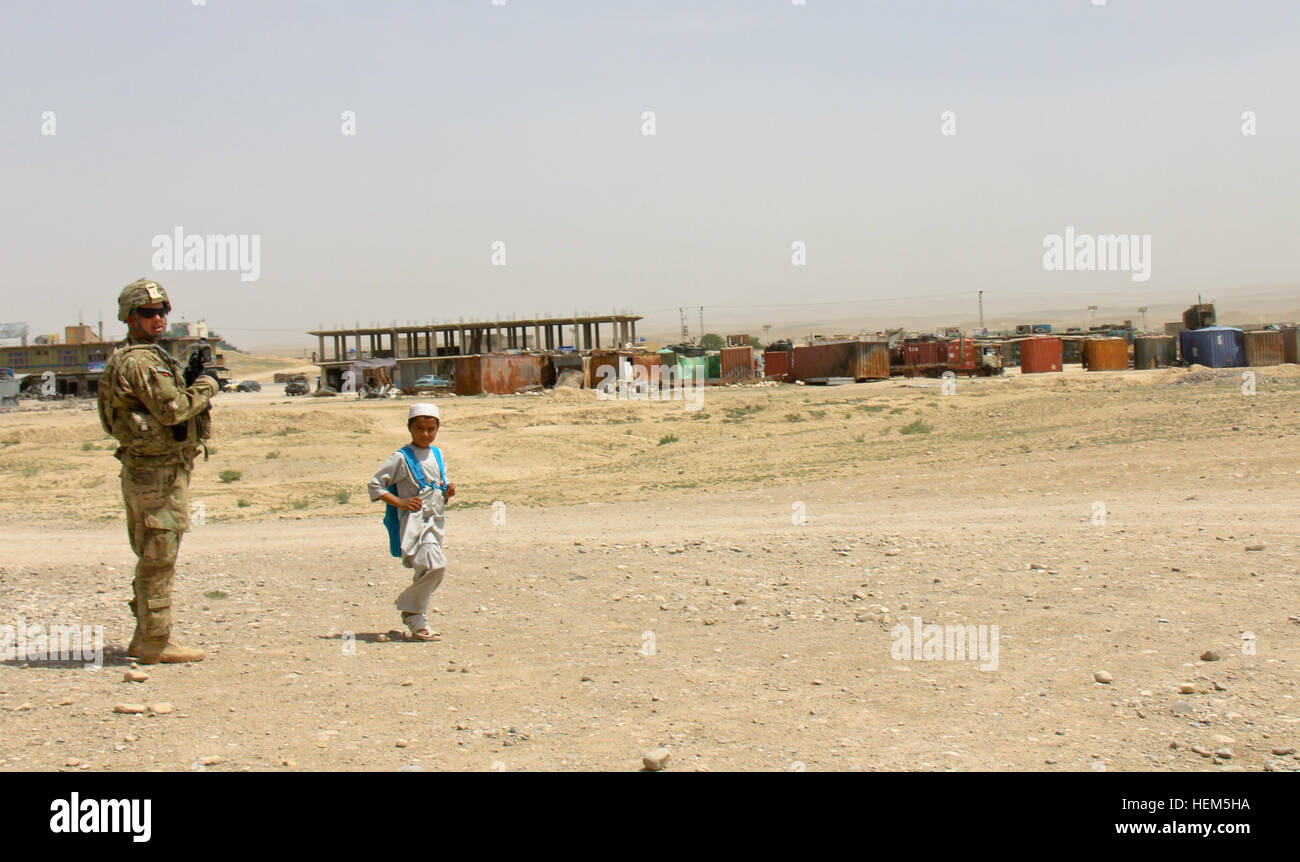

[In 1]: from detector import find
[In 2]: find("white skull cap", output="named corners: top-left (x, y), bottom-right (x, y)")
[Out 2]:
top-left (408, 403), bottom-right (440, 421)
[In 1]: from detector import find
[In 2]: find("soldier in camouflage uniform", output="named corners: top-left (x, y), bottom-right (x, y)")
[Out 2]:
top-left (97, 279), bottom-right (217, 664)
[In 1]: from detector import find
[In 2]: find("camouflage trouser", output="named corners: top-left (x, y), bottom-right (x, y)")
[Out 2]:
top-left (121, 461), bottom-right (192, 642)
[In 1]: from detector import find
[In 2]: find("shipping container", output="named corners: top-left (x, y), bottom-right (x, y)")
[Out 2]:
top-left (706, 353), bottom-right (721, 379)
top-left (899, 340), bottom-right (943, 376)
top-left (454, 354), bottom-right (549, 395)
top-left (1179, 327), bottom-right (1245, 368)
top-left (1242, 330), bottom-right (1284, 367)
top-left (942, 337), bottom-right (980, 375)
top-left (763, 349), bottom-right (792, 381)
top-left (719, 346), bottom-right (757, 381)
top-left (790, 340), bottom-right (890, 382)
top-left (587, 349), bottom-right (624, 389)
top-left (1082, 338), bottom-right (1129, 371)
top-left (1019, 337), bottom-right (1062, 373)
top-left (1283, 327), bottom-right (1300, 364)
top-left (631, 353), bottom-right (663, 377)
top-left (1133, 335), bottom-right (1177, 369)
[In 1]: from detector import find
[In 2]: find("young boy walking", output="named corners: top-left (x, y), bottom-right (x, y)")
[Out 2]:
top-left (367, 403), bottom-right (456, 640)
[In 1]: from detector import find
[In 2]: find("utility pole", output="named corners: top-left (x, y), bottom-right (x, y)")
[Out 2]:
top-left (1138, 306), bottom-right (1148, 331)
top-left (698, 307), bottom-right (704, 344)
top-left (1088, 305), bottom-right (1099, 329)
top-left (679, 307), bottom-right (689, 342)
top-left (978, 290), bottom-right (984, 330)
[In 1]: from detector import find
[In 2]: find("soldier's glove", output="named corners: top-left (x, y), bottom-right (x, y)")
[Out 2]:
top-left (191, 376), bottom-right (219, 398)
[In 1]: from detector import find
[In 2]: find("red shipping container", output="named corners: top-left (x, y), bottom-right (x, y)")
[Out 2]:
top-left (791, 341), bottom-right (890, 381)
top-left (763, 350), bottom-right (791, 381)
top-left (1020, 337), bottom-right (1062, 374)
top-left (719, 346), bottom-right (757, 381)
top-left (903, 341), bottom-right (942, 367)
top-left (942, 338), bottom-right (980, 374)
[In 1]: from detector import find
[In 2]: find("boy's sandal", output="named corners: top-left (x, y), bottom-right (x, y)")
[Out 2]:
top-left (402, 612), bottom-right (441, 642)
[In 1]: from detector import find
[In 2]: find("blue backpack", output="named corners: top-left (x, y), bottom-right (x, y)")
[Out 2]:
top-left (383, 445), bottom-right (446, 558)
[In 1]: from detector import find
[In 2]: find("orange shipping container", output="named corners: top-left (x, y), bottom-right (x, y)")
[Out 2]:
top-left (1082, 338), bottom-right (1129, 371)
top-left (1020, 337), bottom-right (1062, 374)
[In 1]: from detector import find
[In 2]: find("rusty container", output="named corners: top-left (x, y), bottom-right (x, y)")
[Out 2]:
top-left (1082, 338), bottom-right (1129, 371)
top-left (1019, 337), bottom-right (1062, 374)
top-left (1242, 330), bottom-right (1284, 367)
top-left (903, 341), bottom-right (942, 367)
top-left (481, 355), bottom-right (546, 394)
top-left (942, 338), bottom-right (980, 374)
top-left (1283, 327), bottom-right (1300, 364)
top-left (630, 353), bottom-right (663, 379)
top-left (455, 355), bottom-right (548, 395)
top-left (719, 346), bottom-right (756, 381)
top-left (855, 339), bottom-right (891, 380)
top-left (452, 356), bottom-right (482, 396)
top-left (587, 349), bottom-right (623, 389)
top-left (1132, 335), bottom-right (1177, 369)
top-left (763, 349), bottom-right (791, 381)
top-left (791, 340), bottom-right (889, 381)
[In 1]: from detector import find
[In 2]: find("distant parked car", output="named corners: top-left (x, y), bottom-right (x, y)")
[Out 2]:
top-left (236, 380), bottom-right (261, 392)
top-left (413, 374), bottom-right (451, 391)
top-left (284, 375), bottom-right (311, 396)
top-left (203, 365), bottom-right (235, 392)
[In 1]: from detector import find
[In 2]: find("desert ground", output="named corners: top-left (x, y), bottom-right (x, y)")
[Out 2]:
top-left (1, 357), bottom-right (1298, 772)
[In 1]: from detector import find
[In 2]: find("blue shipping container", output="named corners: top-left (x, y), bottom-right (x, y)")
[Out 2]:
top-left (1180, 327), bottom-right (1245, 368)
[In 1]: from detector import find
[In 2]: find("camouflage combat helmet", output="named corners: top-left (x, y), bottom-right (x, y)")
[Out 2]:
top-left (117, 278), bottom-right (171, 322)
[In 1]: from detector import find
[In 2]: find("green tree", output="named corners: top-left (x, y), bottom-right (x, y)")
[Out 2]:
top-left (700, 333), bottom-right (724, 350)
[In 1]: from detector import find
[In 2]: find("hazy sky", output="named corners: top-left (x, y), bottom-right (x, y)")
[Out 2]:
top-left (2, 0), bottom-right (1296, 347)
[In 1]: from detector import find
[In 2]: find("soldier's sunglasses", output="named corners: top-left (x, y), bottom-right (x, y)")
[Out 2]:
top-left (136, 306), bottom-right (170, 319)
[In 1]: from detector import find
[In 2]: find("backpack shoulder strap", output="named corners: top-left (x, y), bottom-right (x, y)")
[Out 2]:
top-left (396, 445), bottom-right (430, 491)
top-left (428, 446), bottom-right (446, 489)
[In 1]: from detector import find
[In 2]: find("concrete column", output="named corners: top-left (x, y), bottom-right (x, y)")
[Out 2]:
top-left (631, 320), bottom-right (637, 344)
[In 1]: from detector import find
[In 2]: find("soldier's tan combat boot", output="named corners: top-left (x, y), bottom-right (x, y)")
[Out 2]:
top-left (126, 599), bottom-right (141, 656)
top-left (136, 638), bottom-right (206, 664)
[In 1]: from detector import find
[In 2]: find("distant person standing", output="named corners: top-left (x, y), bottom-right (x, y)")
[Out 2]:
top-left (97, 279), bottom-right (217, 664)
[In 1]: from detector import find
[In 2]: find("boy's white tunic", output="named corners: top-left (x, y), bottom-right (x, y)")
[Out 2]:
top-left (366, 446), bottom-right (449, 571)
